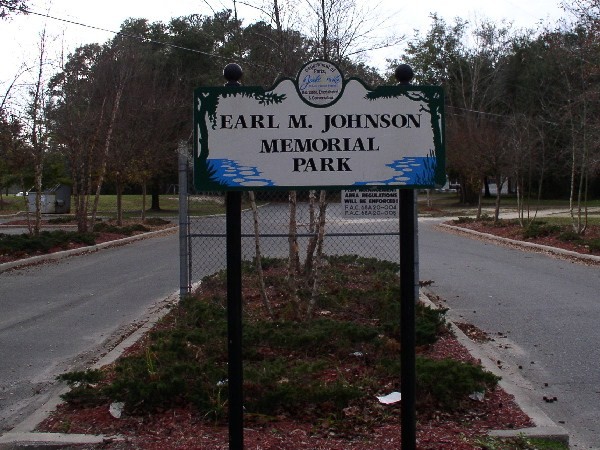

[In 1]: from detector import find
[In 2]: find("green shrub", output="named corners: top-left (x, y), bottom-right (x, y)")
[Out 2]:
top-left (587, 238), bottom-right (600, 253)
top-left (244, 318), bottom-right (379, 356)
top-left (47, 216), bottom-right (76, 224)
top-left (57, 370), bottom-right (107, 406)
top-left (522, 221), bottom-right (561, 239)
top-left (416, 305), bottom-right (448, 345)
top-left (416, 357), bottom-right (500, 410)
top-left (558, 230), bottom-right (583, 242)
top-left (378, 292), bottom-right (447, 346)
top-left (144, 217), bottom-right (170, 226)
top-left (0, 230), bottom-right (96, 256)
top-left (93, 222), bottom-right (149, 235)
top-left (57, 369), bottom-right (105, 385)
top-left (454, 216), bottom-right (475, 224)
top-left (55, 259), bottom-right (498, 425)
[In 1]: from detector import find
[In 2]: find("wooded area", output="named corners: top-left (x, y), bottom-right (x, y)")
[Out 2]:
top-left (0, 0), bottom-right (598, 233)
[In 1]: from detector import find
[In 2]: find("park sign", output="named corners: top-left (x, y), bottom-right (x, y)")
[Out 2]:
top-left (193, 60), bottom-right (445, 191)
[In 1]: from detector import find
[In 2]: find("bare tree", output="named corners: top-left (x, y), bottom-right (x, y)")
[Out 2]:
top-left (249, 191), bottom-right (274, 318)
top-left (25, 28), bottom-right (49, 235)
top-left (508, 114), bottom-right (548, 227)
top-left (0, 0), bottom-right (28, 19)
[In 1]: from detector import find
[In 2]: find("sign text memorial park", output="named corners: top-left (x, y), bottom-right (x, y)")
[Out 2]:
top-left (194, 60), bottom-right (445, 191)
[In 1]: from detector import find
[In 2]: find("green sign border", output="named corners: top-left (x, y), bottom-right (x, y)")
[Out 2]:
top-left (193, 77), bottom-right (445, 192)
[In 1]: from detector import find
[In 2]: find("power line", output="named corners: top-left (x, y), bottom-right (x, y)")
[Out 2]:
top-left (0, 1), bottom-right (226, 59)
top-left (0, 1), bottom-right (284, 73)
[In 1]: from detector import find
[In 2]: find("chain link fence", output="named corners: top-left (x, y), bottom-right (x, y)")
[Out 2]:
top-left (183, 190), bottom-right (403, 288)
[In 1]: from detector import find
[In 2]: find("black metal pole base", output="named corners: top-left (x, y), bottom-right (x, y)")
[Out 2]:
top-left (400, 189), bottom-right (417, 449)
top-left (226, 191), bottom-right (243, 449)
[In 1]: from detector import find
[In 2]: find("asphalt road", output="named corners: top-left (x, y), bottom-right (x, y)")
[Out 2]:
top-left (419, 219), bottom-right (600, 450)
top-left (1, 211), bottom-right (599, 449)
top-left (0, 232), bottom-right (181, 432)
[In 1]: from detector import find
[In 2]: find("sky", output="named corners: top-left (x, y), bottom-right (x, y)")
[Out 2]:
top-left (1, 0), bottom-right (568, 111)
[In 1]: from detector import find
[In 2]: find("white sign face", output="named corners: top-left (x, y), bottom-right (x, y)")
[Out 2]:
top-left (194, 61), bottom-right (445, 191)
top-left (342, 189), bottom-right (399, 217)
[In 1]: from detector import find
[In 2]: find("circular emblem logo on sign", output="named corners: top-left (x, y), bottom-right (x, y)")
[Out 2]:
top-left (296, 60), bottom-right (344, 107)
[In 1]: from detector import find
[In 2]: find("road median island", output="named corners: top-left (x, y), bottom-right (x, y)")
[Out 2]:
top-left (0, 256), bottom-right (571, 449)
top-left (0, 223), bottom-right (178, 273)
top-left (439, 222), bottom-right (600, 265)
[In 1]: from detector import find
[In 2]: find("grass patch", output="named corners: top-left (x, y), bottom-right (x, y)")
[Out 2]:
top-left (94, 194), bottom-right (247, 217)
top-left (58, 256), bottom-right (499, 432)
top-left (0, 196), bottom-right (26, 213)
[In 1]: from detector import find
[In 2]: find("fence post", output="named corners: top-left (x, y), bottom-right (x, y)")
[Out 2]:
top-left (178, 141), bottom-right (190, 299)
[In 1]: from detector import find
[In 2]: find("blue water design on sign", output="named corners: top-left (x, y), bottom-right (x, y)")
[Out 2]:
top-left (207, 159), bottom-right (275, 187)
top-left (207, 156), bottom-right (435, 187)
top-left (354, 157), bottom-right (436, 186)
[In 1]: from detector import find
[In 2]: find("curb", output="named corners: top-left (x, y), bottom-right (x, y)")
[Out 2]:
top-left (0, 285), bottom-right (194, 449)
top-left (0, 226), bottom-right (178, 273)
top-left (420, 290), bottom-right (570, 446)
top-left (440, 223), bottom-right (600, 264)
top-left (0, 432), bottom-right (122, 449)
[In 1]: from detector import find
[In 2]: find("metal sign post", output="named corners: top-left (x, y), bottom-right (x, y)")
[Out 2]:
top-left (226, 191), bottom-right (243, 449)
top-left (400, 190), bottom-right (417, 449)
top-left (224, 64), bottom-right (244, 450)
top-left (397, 64), bottom-right (418, 450)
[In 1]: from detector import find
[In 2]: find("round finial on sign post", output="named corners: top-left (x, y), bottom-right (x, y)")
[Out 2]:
top-left (224, 63), bottom-right (243, 86)
top-left (395, 64), bottom-right (414, 85)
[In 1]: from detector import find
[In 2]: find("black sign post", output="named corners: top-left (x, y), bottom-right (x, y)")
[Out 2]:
top-left (224, 64), bottom-right (244, 450)
top-left (400, 190), bottom-right (417, 449)
top-left (396, 64), bottom-right (418, 450)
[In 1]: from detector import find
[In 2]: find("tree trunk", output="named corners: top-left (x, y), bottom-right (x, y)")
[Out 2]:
top-left (91, 83), bottom-right (123, 226)
top-left (320, 0), bottom-right (329, 60)
top-left (476, 183), bottom-right (483, 220)
top-left (304, 190), bottom-right (319, 277)
top-left (20, 176), bottom-right (33, 234)
top-left (116, 176), bottom-right (123, 226)
top-left (150, 177), bottom-right (161, 211)
top-left (32, 168), bottom-right (42, 235)
top-left (287, 191), bottom-right (301, 318)
top-left (483, 177), bottom-right (491, 198)
top-left (30, 29), bottom-right (47, 236)
top-left (78, 98), bottom-right (107, 233)
top-left (494, 175), bottom-right (504, 222)
top-left (141, 181), bottom-right (147, 221)
top-left (249, 191), bottom-right (273, 318)
top-left (306, 190), bottom-right (328, 317)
